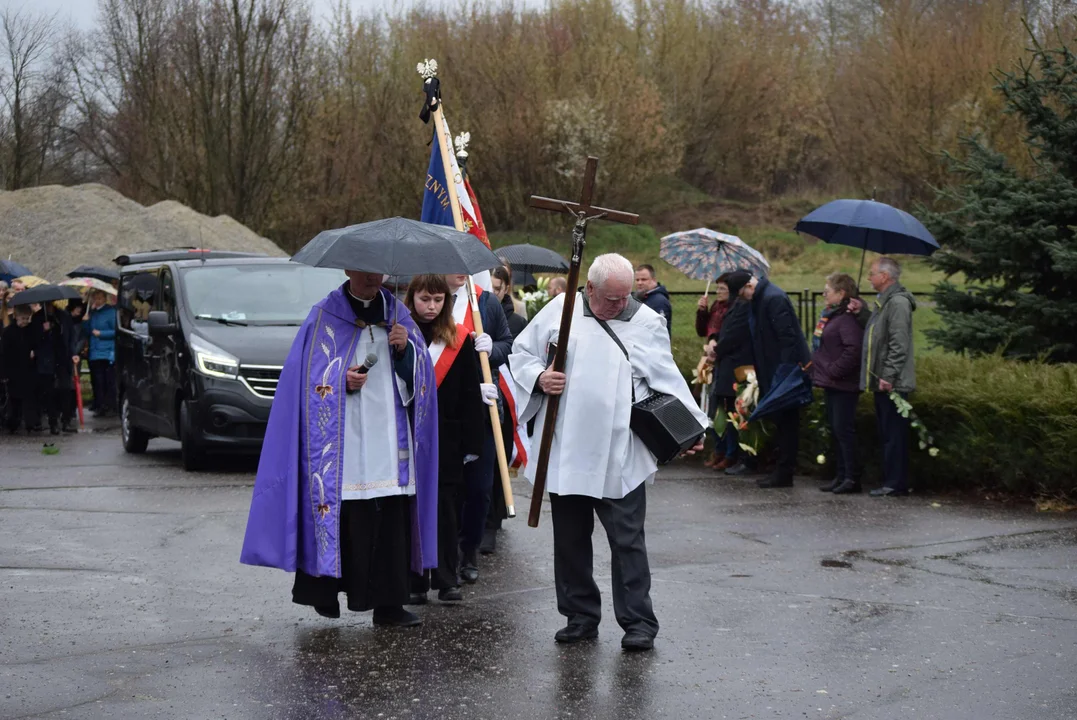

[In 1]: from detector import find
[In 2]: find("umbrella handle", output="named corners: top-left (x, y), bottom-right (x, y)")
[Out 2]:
top-left (704, 279), bottom-right (711, 299)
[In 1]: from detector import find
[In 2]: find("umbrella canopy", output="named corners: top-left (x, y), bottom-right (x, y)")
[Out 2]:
top-left (14, 275), bottom-right (49, 288)
top-left (0, 259), bottom-right (32, 283)
top-left (795, 199), bottom-right (939, 283)
top-left (61, 277), bottom-right (118, 295)
top-left (660, 228), bottom-right (770, 282)
top-left (9, 283), bottom-right (83, 306)
top-left (66, 264), bottom-right (119, 283)
top-left (748, 363), bottom-right (814, 422)
top-left (512, 268), bottom-right (537, 288)
top-left (292, 217), bottom-right (502, 277)
top-left (494, 244), bottom-right (570, 273)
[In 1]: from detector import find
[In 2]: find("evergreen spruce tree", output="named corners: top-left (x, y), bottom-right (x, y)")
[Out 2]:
top-left (923, 37), bottom-right (1077, 362)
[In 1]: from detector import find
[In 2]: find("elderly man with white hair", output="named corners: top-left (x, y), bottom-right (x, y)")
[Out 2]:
top-left (509, 253), bottom-right (707, 652)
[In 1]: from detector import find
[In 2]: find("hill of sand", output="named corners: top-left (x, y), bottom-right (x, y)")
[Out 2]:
top-left (0, 183), bottom-right (284, 281)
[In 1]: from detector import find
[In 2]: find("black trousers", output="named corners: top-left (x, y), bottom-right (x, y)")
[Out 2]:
top-left (5, 396), bottom-right (36, 432)
top-left (460, 430), bottom-right (495, 553)
top-left (874, 391), bottom-right (910, 492)
top-left (292, 496), bottom-right (411, 612)
top-left (36, 374), bottom-right (59, 429)
top-left (825, 389), bottom-right (860, 482)
top-left (89, 360), bottom-right (115, 412)
top-left (549, 484), bottom-right (658, 638)
top-left (774, 407), bottom-right (801, 481)
top-left (412, 482), bottom-right (461, 592)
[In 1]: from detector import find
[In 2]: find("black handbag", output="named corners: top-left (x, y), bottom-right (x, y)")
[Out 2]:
top-left (593, 317), bottom-right (705, 465)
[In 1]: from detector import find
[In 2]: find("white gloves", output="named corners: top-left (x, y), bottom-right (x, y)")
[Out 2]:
top-left (472, 332), bottom-right (493, 354)
top-left (480, 382), bottom-right (498, 406)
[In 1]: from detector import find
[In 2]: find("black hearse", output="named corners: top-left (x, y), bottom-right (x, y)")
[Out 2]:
top-left (115, 249), bottom-right (345, 470)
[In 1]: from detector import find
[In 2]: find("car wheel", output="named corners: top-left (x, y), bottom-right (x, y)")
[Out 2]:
top-left (121, 395), bottom-right (150, 454)
top-left (180, 400), bottom-right (206, 472)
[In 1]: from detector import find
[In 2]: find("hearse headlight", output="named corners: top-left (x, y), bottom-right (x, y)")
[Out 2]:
top-left (190, 335), bottom-right (239, 379)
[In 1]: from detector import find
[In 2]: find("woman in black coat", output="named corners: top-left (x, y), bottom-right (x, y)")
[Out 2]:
top-left (708, 297), bottom-right (754, 472)
top-left (30, 305), bottom-right (76, 434)
top-left (406, 274), bottom-right (486, 604)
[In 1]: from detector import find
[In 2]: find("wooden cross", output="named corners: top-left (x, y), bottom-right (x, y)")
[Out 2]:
top-left (524, 156), bottom-right (640, 527)
top-left (529, 156), bottom-right (640, 228)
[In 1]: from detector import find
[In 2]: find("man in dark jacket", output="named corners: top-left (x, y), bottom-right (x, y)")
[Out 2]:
top-left (491, 265), bottom-right (527, 339)
top-left (633, 265), bottom-right (672, 337)
top-left (860, 257), bottom-right (917, 497)
top-left (740, 276), bottom-right (811, 488)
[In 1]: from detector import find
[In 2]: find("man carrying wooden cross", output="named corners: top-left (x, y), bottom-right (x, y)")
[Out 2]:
top-left (509, 253), bottom-right (707, 651)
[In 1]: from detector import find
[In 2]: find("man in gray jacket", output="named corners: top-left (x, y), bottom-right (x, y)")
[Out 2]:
top-left (860, 257), bottom-right (916, 497)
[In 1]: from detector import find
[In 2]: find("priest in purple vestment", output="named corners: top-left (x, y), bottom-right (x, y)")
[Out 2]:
top-left (240, 270), bottom-right (439, 627)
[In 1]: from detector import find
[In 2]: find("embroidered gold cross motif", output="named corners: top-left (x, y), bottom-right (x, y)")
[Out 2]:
top-left (316, 503), bottom-right (331, 519)
top-left (315, 384), bottom-right (334, 399)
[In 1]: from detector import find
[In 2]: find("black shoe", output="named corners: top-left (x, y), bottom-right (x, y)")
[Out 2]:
top-left (27, 425), bottom-right (43, 433)
top-left (621, 631), bottom-right (655, 652)
top-left (460, 549), bottom-right (479, 584)
top-left (832, 479), bottom-right (862, 494)
top-left (438, 586), bottom-right (463, 603)
top-left (479, 528), bottom-right (497, 555)
top-left (554, 623), bottom-right (599, 644)
top-left (372, 605), bottom-right (422, 627)
top-left (819, 478), bottom-right (841, 492)
top-left (724, 462), bottom-right (752, 476)
top-left (870, 487), bottom-right (908, 497)
top-left (49, 425), bottom-right (60, 436)
top-left (406, 592), bottom-right (428, 606)
top-left (314, 604), bottom-right (340, 619)
top-left (757, 475), bottom-right (793, 488)
top-left (61, 424), bottom-right (77, 434)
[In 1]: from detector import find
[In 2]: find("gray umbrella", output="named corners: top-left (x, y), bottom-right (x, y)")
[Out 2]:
top-left (10, 284), bottom-right (83, 306)
top-left (292, 217), bottom-right (502, 276)
top-left (494, 244), bottom-right (569, 273)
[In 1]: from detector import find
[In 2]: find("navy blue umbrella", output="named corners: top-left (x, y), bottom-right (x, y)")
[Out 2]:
top-left (795, 199), bottom-right (939, 284)
top-left (749, 363), bottom-right (814, 422)
top-left (0, 259), bottom-right (32, 283)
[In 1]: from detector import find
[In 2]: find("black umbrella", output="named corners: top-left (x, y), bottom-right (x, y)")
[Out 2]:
top-left (66, 264), bottom-right (120, 282)
top-left (513, 269), bottom-right (537, 288)
top-left (292, 217), bottom-right (502, 276)
top-left (10, 284), bottom-right (83, 306)
top-left (495, 244), bottom-right (569, 273)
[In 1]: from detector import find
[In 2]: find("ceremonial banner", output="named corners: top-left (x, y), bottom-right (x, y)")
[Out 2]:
top-left (422, 120), bottom-right (489, 248)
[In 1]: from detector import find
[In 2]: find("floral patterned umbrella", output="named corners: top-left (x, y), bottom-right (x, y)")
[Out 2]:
top-left (659, 228), bottom-right (770, 285)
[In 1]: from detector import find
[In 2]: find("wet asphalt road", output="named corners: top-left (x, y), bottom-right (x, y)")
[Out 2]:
top-left (1, 420), bottom-right (1076, 720)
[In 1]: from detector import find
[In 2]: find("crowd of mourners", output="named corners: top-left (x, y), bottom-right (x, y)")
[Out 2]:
top-left (694, 256), bottom-right (917, 497)
top-left (0, 282), bottom-right (117, 435)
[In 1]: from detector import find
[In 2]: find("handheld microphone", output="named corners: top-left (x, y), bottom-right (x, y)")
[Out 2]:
top-left (346, 353), bottom-right (378, 393)
top-left (356, 353), bottom-right (378, 374)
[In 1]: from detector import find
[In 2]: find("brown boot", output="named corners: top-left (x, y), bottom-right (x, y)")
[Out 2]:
top-left (704, 451), bottom-right (724, 469)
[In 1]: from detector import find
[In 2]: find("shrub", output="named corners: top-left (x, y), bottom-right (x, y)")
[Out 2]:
top-left (801, 354), bottom-right (1077, 496)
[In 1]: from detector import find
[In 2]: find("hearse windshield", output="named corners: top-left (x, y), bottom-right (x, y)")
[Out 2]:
top-left (181, 264), bottom-right (346, 326)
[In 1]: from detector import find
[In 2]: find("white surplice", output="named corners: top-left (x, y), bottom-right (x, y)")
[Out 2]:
top-left (509, 293), bottom-right (708, 500)
top-left (340, 323), bottom-right (417, 500)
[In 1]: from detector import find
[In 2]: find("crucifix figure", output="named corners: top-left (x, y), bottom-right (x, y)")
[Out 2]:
top-left (524, 156), bottom-right (640, 527)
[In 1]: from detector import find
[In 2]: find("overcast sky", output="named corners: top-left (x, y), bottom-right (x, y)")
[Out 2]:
top-left (0, 0), bottom-right (445, 30)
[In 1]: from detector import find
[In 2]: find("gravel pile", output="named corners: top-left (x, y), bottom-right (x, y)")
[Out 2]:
top-left (0, 183), bottom-right (284, 281)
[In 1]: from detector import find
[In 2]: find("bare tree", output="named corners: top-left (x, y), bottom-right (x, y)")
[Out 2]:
top-left (0, 6), bottom-right (66, 190)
